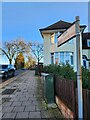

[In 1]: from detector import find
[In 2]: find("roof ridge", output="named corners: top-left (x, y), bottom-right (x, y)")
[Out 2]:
top-left (40, 20), bottom-right (72, 31)
top-left (47, 20), bottom-right (72, 27)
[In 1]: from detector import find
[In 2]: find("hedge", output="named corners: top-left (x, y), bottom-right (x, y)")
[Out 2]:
top-left (42, 64), bottom-right (90, 90)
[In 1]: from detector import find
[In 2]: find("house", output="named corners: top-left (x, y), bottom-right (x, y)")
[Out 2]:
top-left (82, 33), bottom-right (90, 69)
top-left (40, 20), bottom-right (90, 71)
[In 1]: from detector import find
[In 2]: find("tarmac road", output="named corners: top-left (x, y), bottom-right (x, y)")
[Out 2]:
top-left (0, 69), bottom-right (28, 84)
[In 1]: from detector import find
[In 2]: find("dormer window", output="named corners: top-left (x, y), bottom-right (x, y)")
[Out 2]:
top-left (87, 39), bottom-right (90, 47)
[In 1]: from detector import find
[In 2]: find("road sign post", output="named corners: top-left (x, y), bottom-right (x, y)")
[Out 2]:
top-left (75, 16), bottom-right (83, 119)
top-left (58, 16), bottom-right (83, 119)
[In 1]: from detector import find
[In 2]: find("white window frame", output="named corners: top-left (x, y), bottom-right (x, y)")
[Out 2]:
top-left (60, 52), bottom-right (74, 66)
top-left (55, 52), bottom-right (59, 64)
top-left (60, 52), bottom-right (65, 64)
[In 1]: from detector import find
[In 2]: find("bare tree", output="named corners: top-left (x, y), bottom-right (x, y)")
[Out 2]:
top-left (0, 39), bottom-right (28, 64)
top-left (28, 42), bottom-right (43, 65)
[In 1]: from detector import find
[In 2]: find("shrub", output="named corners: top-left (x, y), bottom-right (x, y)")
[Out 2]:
top-left (43, 63), bottom-right (76, 80)
top-left (82, 67), bottom-right (90, 89)
top-left (43, 64), bottom-right (90, 89)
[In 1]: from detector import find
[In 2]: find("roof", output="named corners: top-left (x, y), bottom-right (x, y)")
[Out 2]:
top-left (82, 32), bottom-right (90, 49)
top-left (40, 20), bottom-right (72, 31)
top-left (82, 32), bottom-right (90, 41)
top-left (39, 20), bottom-right (86, 32)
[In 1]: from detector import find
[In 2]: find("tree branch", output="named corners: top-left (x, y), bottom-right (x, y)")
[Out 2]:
top-left (0, 48), bottom-right (9, 59)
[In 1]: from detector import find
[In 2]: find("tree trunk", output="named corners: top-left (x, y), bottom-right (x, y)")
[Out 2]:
top-left (37, 59), bottom-right (39, 75)
top-left (9, 59), bottom-right (12, 64)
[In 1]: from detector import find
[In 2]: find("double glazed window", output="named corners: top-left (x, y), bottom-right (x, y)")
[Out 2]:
top-left (55, 52), bottom-right (59, 64)
top-left (51, 52), bottom-right (74, 66)
top-left (60, 52), bottom-right (64, 64)
top-left (51, 53), bottom-right (54, 64)
top-left (60, 52), bottom-right (73, 65)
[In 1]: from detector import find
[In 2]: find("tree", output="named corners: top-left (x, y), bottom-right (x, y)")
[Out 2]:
top-left (0, 39), bottom-right (28, 64)
top-left (15, 52), bottom-right (25, 69)
top-left (28, 42), bottom-right (43, 65)
top-left (25, 55), bottom-right (36, 69)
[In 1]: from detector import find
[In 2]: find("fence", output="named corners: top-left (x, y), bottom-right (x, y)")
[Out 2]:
top-left (75, 89), bottom-right (90, 118)
top-left (55, 76), bottom-right (90, 118)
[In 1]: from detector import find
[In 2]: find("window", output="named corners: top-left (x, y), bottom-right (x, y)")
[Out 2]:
top-left (51, 52), bottom-right (74, 66)
top-left (2, 65), bottom-right (8, 69)
top-left (54, 33), bottom-right (58, 44)
top-left (83, 60), bottom-right (86, 68)
top-left (51, 53), bottom-right (54, 64)
top-left (87, 39), bottom-right (90, 47)
top-left (83, 56), bottom-right (87, 69)
top-left (89, 62), bottom-right (90, 67)
top-left (54, 32), bottom-right (61, 44)
top-left (66, 52), bottom-right (69, 64)
top-left (71, 55), bottom-right (73, 65)
top-left (60, 52), bottom-right (73, 65)
top-left (60, 52), bottom-right (64, 64)
top-left (55, 52), bottom-right (59, 64)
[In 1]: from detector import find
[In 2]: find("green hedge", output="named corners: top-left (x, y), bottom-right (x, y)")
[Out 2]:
top-left (42, 64), bottom-right (90, 89)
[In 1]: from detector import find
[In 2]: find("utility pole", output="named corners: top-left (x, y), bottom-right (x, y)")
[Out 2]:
top-left (75, 16), bottom-right (83, 119)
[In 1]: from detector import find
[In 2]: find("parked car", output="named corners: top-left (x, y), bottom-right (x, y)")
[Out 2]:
top-left (0, 64), bottom-right (16, 78)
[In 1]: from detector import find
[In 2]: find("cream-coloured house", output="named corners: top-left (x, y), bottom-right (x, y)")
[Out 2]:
top-left (40, 20), bottom-right (90, 71)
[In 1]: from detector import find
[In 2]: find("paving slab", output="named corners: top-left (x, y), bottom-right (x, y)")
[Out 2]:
top-left (29, 111), bottom-right (41, 118)
top-left (1, 70), bottom-right (63, 119)
top-left (16, 112), bottom-right (29, 118)
top-left (11, 101), bottom-right (22, 106)
top-left (2, 113), bottom-right (16, 118)
top-left (24, 106), bottom-right (35, 112)
top-left (12, 106), bottom-right (25, 112)
top-left (2, 106), bottom-right (14, 112)
top-left (22, 101), bottom-right (32, 106)
top-left (2, 101), bottom-right (13, 107)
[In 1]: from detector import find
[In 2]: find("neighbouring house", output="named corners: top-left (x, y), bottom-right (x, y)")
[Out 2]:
top-left (39, 20), bottom-right (90, 71)
top-left (82, 32), bottom-right (90, 69)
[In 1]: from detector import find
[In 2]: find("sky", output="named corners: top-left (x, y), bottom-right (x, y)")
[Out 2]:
top-left (1, 0), bottom-right (90, 2)
top-left (1, 2), bottom-right (89, 64)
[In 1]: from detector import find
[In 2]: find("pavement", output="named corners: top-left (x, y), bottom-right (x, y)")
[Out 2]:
top-left (0, 69), bottom-right (28, 84)
top-left (0, 70), bottom-right (63, 119)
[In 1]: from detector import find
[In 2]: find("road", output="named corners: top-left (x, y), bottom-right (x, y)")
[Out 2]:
top-left (0, 69), bottom-right (28, 84)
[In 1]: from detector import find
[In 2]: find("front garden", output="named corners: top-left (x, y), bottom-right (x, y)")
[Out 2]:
top-left (42, 64), bottom-right (90, 90)
top-left (42, 64), bottom-right (90, 118)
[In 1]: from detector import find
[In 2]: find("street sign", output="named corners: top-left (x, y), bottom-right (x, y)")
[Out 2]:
top-left (57, 23), bottom-right (76, 47)
top-left (58, 16), bottom-right (83, 119)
